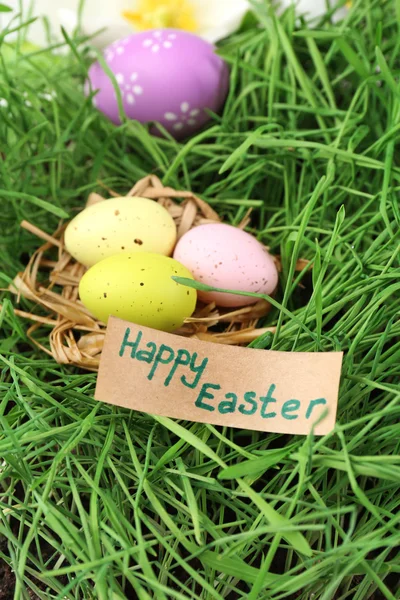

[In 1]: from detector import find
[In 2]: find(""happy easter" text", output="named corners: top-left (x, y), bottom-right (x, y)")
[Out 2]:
top-left (119, 328), bottom-right (327, 421)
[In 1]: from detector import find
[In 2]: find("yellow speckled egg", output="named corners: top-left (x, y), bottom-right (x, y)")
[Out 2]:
top-left (79, 252), bottom-right (196, 331)
top-left (65, 197), bottom-right (177, 267)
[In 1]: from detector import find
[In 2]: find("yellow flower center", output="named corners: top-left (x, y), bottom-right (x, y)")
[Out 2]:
top-left (123, 0), bottom-right (198, 33)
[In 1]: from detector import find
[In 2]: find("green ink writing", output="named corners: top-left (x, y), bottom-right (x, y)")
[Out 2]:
top-left (164, 349), bottom-right (191, 387)
top-left (119, 329), bottom-right (207, 390)
top-left (218, 392), bottom-right (238, 414)
top-left (181, 353), bottom-right (208, 389)
top-left (260, 384), bottom-right (277, 418)
top-left (148, 344), bottom-right (175, 381)
top-left (195, 382), bottom-right (221, 412)
top-left (306, 398), bottom-right (327, 419)
top-left (117, 328), bottom-right (332, 428)
top-left (119, 328), bottom-right (142, 358)
top-left (281, 399), bottom-right (301, 420)
top-left (238, 391), bottom-right (258, 416)
top-left (137, 342), bottom-right (156, 363)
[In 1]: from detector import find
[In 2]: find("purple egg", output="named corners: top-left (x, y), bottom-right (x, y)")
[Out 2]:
top-left (86, 29), bottom-right (229, 139)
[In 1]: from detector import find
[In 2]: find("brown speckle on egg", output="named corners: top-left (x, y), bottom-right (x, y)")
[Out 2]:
top-left (134, 238), bottom-right (143, 245)
top-left (115, 210), bottom-right (120, 216)
top-left (172, 222), bottom-right (278, 308)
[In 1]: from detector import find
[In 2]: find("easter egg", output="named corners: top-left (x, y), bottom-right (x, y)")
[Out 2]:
top-left (173, 223), bottom-right (278, 308)
top-left (85, 29), bottom-right (229, 139)
top-left (65, 197), bottom-right (177, 267)
top-left (79, 252), bottom-right (196, 331)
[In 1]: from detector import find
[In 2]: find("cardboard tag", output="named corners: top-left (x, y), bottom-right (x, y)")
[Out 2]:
top-left (95, 317), bottom-right (343, 435)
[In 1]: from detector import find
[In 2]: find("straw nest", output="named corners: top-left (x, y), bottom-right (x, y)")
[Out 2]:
top-left (9, 175), bottom-right (308, 371)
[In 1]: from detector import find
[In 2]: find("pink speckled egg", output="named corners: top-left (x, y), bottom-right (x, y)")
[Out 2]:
top-left (173, 224), bottom-right (279, 308)
top-left (85, 29), bottom-right (229, 139)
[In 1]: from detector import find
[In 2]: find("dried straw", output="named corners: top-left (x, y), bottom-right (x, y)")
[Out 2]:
top-left (8, 175), bottom-right (310, 371)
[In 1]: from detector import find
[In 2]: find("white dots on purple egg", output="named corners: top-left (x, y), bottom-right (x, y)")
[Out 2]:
top-left (143, 31), bottom-right (177, 52)
top-left (90, 29), bottom-right (229, 138)
top-left (118, 71), bottom-right (144, 107)
top-left (164, 102), bottom-right (200, 130)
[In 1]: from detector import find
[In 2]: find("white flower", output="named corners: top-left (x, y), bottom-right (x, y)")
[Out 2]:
top-left (0, 0), bottom-right (249, 48)
top-left (278, 0), bottom-right (350, 22)
top-left (1, 0), bottom-right (350, 50)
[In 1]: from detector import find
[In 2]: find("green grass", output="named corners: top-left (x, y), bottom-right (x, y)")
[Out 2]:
top-left (0, 0), bottom-right (400, 598)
